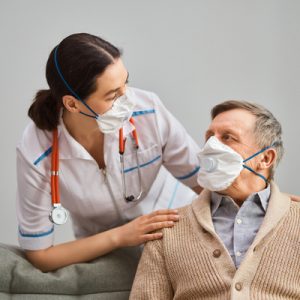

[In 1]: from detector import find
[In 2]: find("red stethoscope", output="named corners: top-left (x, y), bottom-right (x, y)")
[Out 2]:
top-left (49, 117), bottom-right (143, 225)
top-left (119, 117), bottom-right (144, 202)
top-left (49, 127), bottom-right (68, 225)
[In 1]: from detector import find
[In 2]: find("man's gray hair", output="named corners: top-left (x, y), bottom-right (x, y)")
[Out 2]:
top-left (211, 100), bottom-right (284, 181)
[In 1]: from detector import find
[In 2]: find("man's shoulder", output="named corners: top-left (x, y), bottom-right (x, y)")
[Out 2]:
top-left (270, 182), bottom-right (300, 209)
top-left (163, 204), bottom-right (195, 236)
top-left (177, 203), bottom-right (194, 220)
top-left (291, 199), bottom-right (300, 209)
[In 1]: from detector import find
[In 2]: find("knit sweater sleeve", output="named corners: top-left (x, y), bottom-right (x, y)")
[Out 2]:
top-left (129, 238), bottom-right (173, 299)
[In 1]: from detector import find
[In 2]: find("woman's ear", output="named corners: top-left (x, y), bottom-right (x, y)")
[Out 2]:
top-left (62, 95), bottom-right (81, 113)
top-left (257, 148), bottom-right (277, 171)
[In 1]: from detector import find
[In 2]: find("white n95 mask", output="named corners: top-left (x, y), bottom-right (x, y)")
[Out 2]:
top-left (96, 91), bottom-right (135, 134)
top-left (197, 136), bottom-right (272, 192)
top-left (197, 136), bottom-right (243, 191)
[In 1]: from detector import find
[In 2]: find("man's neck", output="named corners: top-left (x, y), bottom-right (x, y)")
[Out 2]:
top-left (221, 179), bottom-right (268, 207)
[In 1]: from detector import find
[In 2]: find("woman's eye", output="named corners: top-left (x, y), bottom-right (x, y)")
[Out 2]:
top-left (106, 93), bottom-right (118, 102)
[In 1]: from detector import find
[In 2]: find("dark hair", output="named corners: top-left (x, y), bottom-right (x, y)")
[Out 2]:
top-left (28, 33), bottom-right (122, 130)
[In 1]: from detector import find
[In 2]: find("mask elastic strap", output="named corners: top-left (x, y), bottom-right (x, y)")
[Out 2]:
top-left (243, 145), bottom-right (272, 163)
top-left (53, 46), bottom-right (98, 118)
top-left (242, 143), bottom-right (276, 183)
top-left (79, 111), bottom-right (98, 119)
top-left (242, 165), bottom-right (268, 183)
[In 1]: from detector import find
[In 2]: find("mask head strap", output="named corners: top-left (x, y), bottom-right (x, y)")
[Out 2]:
top-left (53, 46), bottom-right (98, 118)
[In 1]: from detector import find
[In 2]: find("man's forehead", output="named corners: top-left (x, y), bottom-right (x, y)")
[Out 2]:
top-left (208, 109), bottom-right (256, 134)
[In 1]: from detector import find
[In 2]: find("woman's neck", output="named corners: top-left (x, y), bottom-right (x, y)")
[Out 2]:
top-left (62, 110), bottom-right (103, 145)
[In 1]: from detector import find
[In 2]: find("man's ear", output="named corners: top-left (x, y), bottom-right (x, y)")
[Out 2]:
top-left (62, 95), bottom-right (81, 113)
top-left (257, 148), bottom-right (277, 171)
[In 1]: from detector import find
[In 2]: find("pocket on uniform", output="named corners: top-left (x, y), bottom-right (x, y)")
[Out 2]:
top-left (118, 144), bottom-right (162, 202)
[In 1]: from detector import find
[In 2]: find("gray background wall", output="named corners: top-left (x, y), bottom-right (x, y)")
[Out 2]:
top-left (1, 0), bottom-right (299, 245)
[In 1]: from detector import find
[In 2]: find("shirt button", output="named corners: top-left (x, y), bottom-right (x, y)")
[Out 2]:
top-left (213, 249), bottom-right (221, 258)
top-left (236, 251), bottom-right (241, 257)
top-left (235, 282), bottom-right (243, 291)
top-left (236, 218), bottom-right (242, 224)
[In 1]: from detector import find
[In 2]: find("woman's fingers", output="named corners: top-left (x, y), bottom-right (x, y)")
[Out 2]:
top-left (117, 209), bottom-right (181, 247)
top-left (148, 214), bottom-right (179, 223)
top-left (148, 209), bottom-right (178, 217)
top-left (141, 209), bottom-right (179, 225)
top-left (141, 232), bottom-right (163, 242)
top-left (144, 221), bottom-right (175, 232)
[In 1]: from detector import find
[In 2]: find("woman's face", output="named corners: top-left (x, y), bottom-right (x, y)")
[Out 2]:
top-left (80, 58), bottom-right (129, 115)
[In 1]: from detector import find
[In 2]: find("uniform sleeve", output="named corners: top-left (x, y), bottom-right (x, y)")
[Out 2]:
top-left (153, 93), bottom-right (200, 188)
top-left (16, 146), bottom-right (54, 250)
top-left (129, 238), bottom-right (173, 299)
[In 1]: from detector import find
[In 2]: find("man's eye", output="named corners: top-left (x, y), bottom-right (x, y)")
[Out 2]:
top-left (223, 134), bottom-right (232, 141)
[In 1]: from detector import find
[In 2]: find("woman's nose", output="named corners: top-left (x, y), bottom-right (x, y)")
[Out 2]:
top-left (119, 85), bottom-right (127, 97)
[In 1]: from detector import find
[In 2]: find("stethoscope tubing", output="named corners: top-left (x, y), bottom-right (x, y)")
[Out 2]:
top-left (49, 117), bottom-right (144, 225)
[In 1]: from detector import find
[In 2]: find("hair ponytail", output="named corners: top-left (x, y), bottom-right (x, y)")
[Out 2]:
top-left (28, 89), bottom-right (61, 131)
top-left (28, 33), bottom-right (121, 132)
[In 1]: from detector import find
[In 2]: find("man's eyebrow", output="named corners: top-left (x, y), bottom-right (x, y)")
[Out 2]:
top-left (104, 72), bottom-right (129, 97)
top-left (223, 128), bottom-right (240, 136)
top-left (205, 128), bottom-right (240, 139)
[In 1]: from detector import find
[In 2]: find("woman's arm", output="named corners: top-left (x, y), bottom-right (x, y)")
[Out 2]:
top-left (26, 209), bottom-right (179, 272)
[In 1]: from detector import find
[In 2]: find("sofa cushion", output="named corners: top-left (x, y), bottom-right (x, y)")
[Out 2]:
top-left (0, 243), bottom-right (141, 299)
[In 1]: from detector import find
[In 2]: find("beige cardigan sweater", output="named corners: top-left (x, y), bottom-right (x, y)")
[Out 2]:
top-left (130, 183), bottom-right (300, 300)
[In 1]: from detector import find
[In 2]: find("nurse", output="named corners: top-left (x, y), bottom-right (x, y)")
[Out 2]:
top-left (16, 33), bottom-right (201, 272)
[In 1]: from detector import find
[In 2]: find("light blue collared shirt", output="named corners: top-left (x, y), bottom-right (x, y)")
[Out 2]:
top-left (211, 185), bottom-right (270, 268)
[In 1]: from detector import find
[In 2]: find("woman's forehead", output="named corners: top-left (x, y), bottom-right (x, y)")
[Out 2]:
top-left (94, 59), bottom-right (128, 96)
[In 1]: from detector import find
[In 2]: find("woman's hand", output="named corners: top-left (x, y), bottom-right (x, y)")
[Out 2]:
top-left (289, 193), bottom-right (300, 202)
top-left (114, 209), bottom-right (180, 247)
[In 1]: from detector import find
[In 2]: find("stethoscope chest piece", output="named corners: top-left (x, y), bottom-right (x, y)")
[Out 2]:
top-left (49, 204), bottom-right (69, 225)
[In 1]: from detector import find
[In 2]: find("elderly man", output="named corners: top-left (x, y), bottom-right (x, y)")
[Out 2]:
top-left (130, 101), bottom-right (300, 300)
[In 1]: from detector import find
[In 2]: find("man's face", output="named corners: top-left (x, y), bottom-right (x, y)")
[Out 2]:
top-left (205, 108), bottom-right (263, 194)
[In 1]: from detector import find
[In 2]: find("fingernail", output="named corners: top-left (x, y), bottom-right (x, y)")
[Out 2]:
top-left (168, 221), bottom-right (174, 225)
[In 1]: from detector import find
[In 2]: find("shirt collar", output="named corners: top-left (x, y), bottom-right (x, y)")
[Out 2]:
top-left (211, 192), bottom-right (224, 215)
top-left (256, 184), bottom-right (271, 211)
top-left (211, 184), bottom-right (271, 215)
